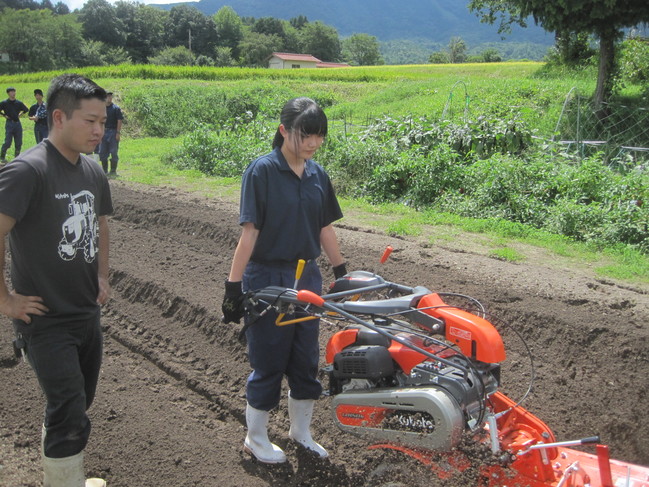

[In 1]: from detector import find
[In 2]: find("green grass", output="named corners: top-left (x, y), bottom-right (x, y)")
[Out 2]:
top-left (119, 137), bottom-right (241, 199)
top-left (1, 63), bottom-right (647, 285)
top-left (488, 247), bottom-right (526, 262)
top-left (337, 198), bottom-right (648, 284)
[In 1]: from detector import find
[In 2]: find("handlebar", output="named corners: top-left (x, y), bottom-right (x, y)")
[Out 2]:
top-left (242, 274), bottom-right (469, 375)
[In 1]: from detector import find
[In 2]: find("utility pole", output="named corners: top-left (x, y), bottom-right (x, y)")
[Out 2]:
top-left (188, 27), bottom-right (192, 53)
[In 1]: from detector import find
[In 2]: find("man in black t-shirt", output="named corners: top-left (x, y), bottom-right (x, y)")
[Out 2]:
top-left (0, 87), bottom-right (29, 163)
top-left (0, 74), bottom-right (111, 487)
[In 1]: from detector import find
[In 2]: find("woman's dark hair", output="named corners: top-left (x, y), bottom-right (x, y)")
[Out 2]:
top-left (272, 97), bottom-right (328, 149)
top-left (47, 73), bottom-right (106, 129)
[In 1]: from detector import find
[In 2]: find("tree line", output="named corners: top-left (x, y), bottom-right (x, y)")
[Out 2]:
top-left (0, 0), bottom-right (385, 72)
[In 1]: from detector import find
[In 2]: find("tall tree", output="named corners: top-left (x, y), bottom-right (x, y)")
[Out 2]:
top-left (281, 21), bottom-right (301, 54)
top-left (79, 0), bottom-right (126, 47)
top-left (164, 5), bottom-right (217, 57)
top-left (0, 8), bottom-right (83, 71)
top-left (213, 6), bottom-right (243, 58)
top-left (300, 21), bottom-right (341, 61)
top-left (238, 30), bottom-right (282, 67)
top-left (289, 15), bottom-right (308, 30)
top-left (252, 17), bottom-right (285, 38)
top-left (52, 1), bottom-right (69, 14)
top-left (448, 36), bottom-right (467, 63)
top-left (468, 0), bottom-right (649, 107)
top-left (115, 1), bottom-right (167, 63)
top-left (342, 33), bottom-right (383, 65)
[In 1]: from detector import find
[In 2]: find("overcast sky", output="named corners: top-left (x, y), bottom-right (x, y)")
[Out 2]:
top-left (62, 0), bottom-right (181, 12)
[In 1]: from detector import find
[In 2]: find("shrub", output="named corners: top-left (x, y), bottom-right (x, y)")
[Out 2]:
top-left (361, 115), bottom-right (532, 159)
top-left (617, 37), bottom-right (649, 90)
top-left (365, 145), bottom-right (465, 207)
top-left (318, 135), bottom-right (402, 198)
top-left (148, 46), bottom-right (195, 66)
top-left (168, 120), bottom-right (272, 176)
top-left (124, 84), bottom-right (293, 137)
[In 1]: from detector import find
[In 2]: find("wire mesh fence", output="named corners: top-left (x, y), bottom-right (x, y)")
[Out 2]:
top-left (328, 84), bottom-right (649, 166)
top-left (551, 88), bottom-right (649, 163)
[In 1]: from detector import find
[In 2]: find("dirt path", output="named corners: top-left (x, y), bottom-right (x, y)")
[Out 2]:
top-left (2, 181), bottom-right (648, 486)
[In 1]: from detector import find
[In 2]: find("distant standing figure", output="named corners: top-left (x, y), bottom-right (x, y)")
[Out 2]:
top-left (0, 87), bottom-right (29, 163)
top-left (29, 88), bottom-right (49, 144)
top-left (98, 91), bottom-right (123, 175)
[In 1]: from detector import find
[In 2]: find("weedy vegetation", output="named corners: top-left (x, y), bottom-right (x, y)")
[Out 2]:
top-left (2, 62), bottom-right (647, 281)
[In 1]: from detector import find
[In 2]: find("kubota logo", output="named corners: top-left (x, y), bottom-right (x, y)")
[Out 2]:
top-left (384, 412), bottom-right (436, 433)
top-left (395, 414), bottom-right (435, 432)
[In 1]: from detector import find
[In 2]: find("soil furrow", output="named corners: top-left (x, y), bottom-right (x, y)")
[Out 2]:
top-left (2, 179), bottom-right (648, 487)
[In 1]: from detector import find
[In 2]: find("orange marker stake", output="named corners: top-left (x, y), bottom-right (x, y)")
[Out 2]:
top-left (380, 246), bottom-right (394, 264)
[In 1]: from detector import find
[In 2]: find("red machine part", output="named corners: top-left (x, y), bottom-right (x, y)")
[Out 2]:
top-left (323, 291), bottom-right (649, 486)
top-left (372, 391), bottom-right (649, 486)
top-left (325, 292), bottom-right (507, 369)
top-left (417, 293), bottom-right (506, 364)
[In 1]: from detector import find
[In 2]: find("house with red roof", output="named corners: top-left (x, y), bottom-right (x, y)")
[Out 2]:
top-left (268, 52), bottom-right (349, 69)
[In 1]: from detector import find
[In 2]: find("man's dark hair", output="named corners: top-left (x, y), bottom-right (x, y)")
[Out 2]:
top-left (34, 89), bottom-right (43, 96)
top-left (46, 74), bottom-right (107, 129)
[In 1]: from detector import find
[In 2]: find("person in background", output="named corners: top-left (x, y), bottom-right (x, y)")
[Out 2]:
top-left (0, 87), bottom-right (29, 163)
top-left (98, 91), bottom-right (123, 176)
top-left (29, 88), bottom-right (49, 144)
top-left (222, 97), bottom-right (347, 464)
top-left (0, 74), bottom-right (112, 487)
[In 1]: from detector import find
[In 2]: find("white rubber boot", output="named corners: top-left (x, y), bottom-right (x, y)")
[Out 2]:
top-left (42, 426), bottom-right (106, 487)
top-left (288, 396), bottom-right (328, 458)
top-left (86, 479), bottom-right (107, 487)
top-left (243, 404), bottom-right (287, 464)
top-left (43, 452), bottom-right (86, 487)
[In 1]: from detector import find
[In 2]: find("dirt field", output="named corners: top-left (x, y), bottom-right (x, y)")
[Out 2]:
top-left (1, 180), bottom-right (648, 486)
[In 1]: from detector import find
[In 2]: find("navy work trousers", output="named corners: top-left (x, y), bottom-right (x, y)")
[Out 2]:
top-left (1, 120), bottom-right (23, 158)
top-left (243, 260), bottom-right (323, 411)
top-left (99, 128), bottom-right (119, 172)
top-left (14, 309), bottom-right (103, 458)
top-left (34, 124), bottom-right (48, 144)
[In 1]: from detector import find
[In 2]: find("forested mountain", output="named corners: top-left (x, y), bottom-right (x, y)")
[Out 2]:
top-left (153, 0), bottom-right (553, 46)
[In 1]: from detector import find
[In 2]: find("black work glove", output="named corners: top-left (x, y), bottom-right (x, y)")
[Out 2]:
top-left (222, 280), bottom-right (244, 324)
top-left (333, 263), bottom-right (348, 280)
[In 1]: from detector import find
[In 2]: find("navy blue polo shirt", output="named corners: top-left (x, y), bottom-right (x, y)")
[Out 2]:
top-left (240, 146), bottom-right (343, 264)
top-left (105, 103), bottom-right (123, 129)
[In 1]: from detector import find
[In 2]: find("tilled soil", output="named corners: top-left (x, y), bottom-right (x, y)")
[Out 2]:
top-left (1, 180), bottom-right (648, 487)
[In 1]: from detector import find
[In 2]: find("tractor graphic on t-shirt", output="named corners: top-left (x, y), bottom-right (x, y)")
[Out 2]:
top-left (58, 190), bottom-right (99, 263)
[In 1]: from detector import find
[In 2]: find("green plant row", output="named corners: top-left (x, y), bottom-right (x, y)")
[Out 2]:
top-left (122, 82), bottom-right (338, 138)
top-left (166, 113), bottom-right (648, 254)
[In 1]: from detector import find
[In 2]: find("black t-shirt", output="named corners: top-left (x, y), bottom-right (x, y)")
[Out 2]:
top-left (0, 140), bottom-right (113, 324)
top-left (0, 98), bottom-right (29, 122)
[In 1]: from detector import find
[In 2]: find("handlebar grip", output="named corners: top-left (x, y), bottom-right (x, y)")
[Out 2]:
top-left (580, 435), bottom-right (601, 444)
top-left (296, 290), bottom-right (324, 307)
top-left (380, 246), bottom-right (393, 264)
